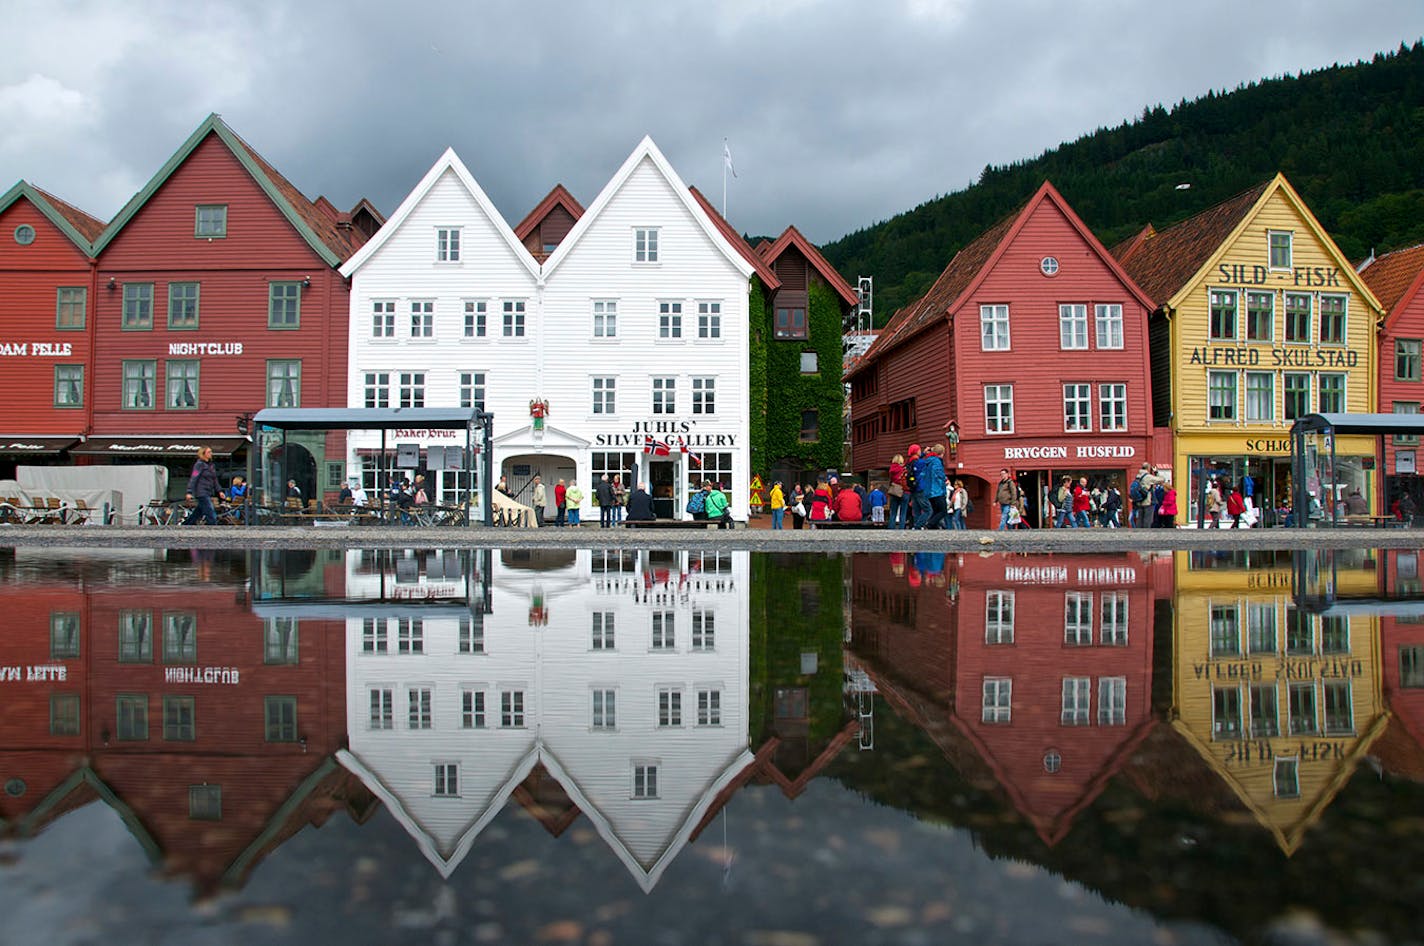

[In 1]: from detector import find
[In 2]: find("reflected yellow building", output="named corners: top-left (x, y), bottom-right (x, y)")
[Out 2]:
top-left (1171, 551), bottom-right (1386, 853)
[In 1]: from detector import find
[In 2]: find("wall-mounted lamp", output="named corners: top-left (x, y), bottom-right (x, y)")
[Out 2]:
top-left (301, 276), bottom-right (311, 289)
top-left (107, 277), bottom-right (116, 291)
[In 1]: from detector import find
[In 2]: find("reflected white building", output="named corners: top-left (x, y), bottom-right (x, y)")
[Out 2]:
top-left (336, 548), bottom-right (752, 890)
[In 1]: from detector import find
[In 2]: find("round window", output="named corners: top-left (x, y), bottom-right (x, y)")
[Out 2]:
top-left (14, 224), bottom-right (36, 246)
top-left (4, 777), bottom-right (26, 797)
top-left (1043, 750), bottom-right (1062, 774)
top-left (1040, 256), bottom-right (1059, 276)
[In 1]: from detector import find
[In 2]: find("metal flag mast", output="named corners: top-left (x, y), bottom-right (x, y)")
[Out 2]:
top-left (722, 138), bottom-right (736, 218)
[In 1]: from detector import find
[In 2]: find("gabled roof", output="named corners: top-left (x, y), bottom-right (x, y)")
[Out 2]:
top-left (849, 180), bottom-right (1153, 377)
top-left (1359, 243), bottom-right (1424, 329)
top-left (0, 180), bottom-right (105, 252)
top-left (512, 183), bottom-right (584, 241)
top-left (759, 224), bottom-right (859, 308)
top-left (91, 113), bottom-right (360, 266)
top-left (340, 147), bottom-right (538, 279)
top-left (542, 137), bottom-right (756, 284)
top-left (348, 197), bottom-right (385, 226)
top-left (688, 186), bottom-right (780, 291)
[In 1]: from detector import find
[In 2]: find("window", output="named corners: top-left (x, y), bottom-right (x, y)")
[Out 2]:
top-left (1061, 677), bottom-right (1091, 725)
top-left (592, 689), bottom-right (617, 730)
top-left (593, 300), bottom-right (617, 338)
top-left (165, 360), bottom-right (199, 410)
top-left (264, 696), bottom-right (298, 742)
top-left (459, 371), bottom-right (485, 411)
top-left (163, 695), bottom-right (196, 741)
top-left (698, 689), bottom-right (722, 726)
top-left (1285, 293), bottom-right (1312, 343)
top-left (1323, 680), bottom-right (1353, 734)
top-left (1247, 603), bottom-right (1278, 654)
top-left (1100, 594), bottom-right (1128, 645)
top-left (698, 301), bottom-right (721, 338)
top-left (800, 409), bottom-right (819, 443)
top-left (652, 611), bottom-right (675, 650)
top-left (50, 612), bottom-right (80, 658)
top-left (362, 618), bottom-right (388, 653)
top-left (1246, 291), bottom-right (1273, 342)
top-left (56, 287), bottom-right (86, 330)
top-left (985, 591), bottom-right (1014, 643)
top-left (364, 372), bottom-right (390, 409)
top-left (1269, 231), bottom-right (1293, 269)
top-left (1286, 608), bottom-right (1313, 655)
top-left (119, 611), bottom-right (152, 661)
top-left (500, 690), bottom-right (525, 727)
top-left (1284, 373), bottom-right (1311, 420)
top-left (410, 300), bottom-right (434, 338)
top-left (633, 763), bottom-right (659, 799)
top-left (13, 223), bottom-right (35, 245)
top-left (369, 688), bottom-right (393, 730)
top-left (162, 281), bottom-right (199, 330)
top-left (1288, 683), bottom-right (1317, 735)
top-left (1319, 295), bottom-right (1346, 344)
top-left (1394, 401), bottom-right (1421, 446)
top-left (502, 300), bottom-right (526, 337)
top-left (371, 300), bottom-right (395, 337)
top-left (692, 377), bottom-right (716, 414)
top-left (54, 365), bottom-right (84, 408)
top-left (437, 227), bottom-right (460, 262)
top-left (1210, 604), bottom-right (1241, 656)
top-left (195, 204), bottom-right (227, 238)
top-left (980, 305), bottom-right (1010, 350)
top-left (122, 283), bottom-right (153, 330)
top-left (1212, 686), bottom-right (1242, 739)
top-left (1064, 592), bottom-right (1093, 644)
top-left (1318, 373), bottom-right (1346, 413)
top-left (1209, 290), bottom-right (1237, 340)
top-left (457, 615), bottom-right (484, 654)
top-left (268, 282), bottom-right (301, 329)
top-left (1273, 757), bottom-right (1300, 799)
top-left (1094, 304), bottom-right (1124, 349)
top-left (652, 377), bottom-right (676, 414)
top-left (50, 694), bottom-right (80, 736)
top-left (1207, 370), bottom-right (1237, 421)
top-left (1397, 340), bottom-right (1422, 382)
top-left (408, 687), bottom-right (433, 730)
top-left (1099, 383), bottom-right (1127, 431)
top-left (699, 453), bottom-right (734, 492)
top-left (266, 360), bottom-right (301, 407)
top-left (162, 613), bottom-right (197, 663)
top-left (658, 687), bottom-right (683, 727)
top-left (1245, 371), bottom-right (1274, 422)
top-left (985, 384), bottom-right (1013, 433)
top-left (434, 763), bottom-right (459, 797)
top-left (397, 618), bottom-right (424, 654)
top-left (592, 377), bottom-right (616, 414)
top-left (659, 301), bottom-right (683, 338)
top-left (399, 372), bottom-right (425, 408)
top-left (982, 678), bottom-right (1012, 723)
top-left (464, 300), bottom-right (487, 337)
top-left (1250, 684), bottom-right (1280, 737)
top-left (1400, 646), bottom-right (1424, 688)
top-left (592, 612), bottom-right (615, 650)
top-left (462, 690), bottom-right (486, 729)
top-left (687, 611), bottom-right (715, 652)
top-left (1321, 614), bottom-right (1349, 653)
top-left (775, 306), bottom-right (807, 339)
top-left (1063, 384), bottom-right (1091, 432)
top-left (1099, 677), bottom-right (1127, 726)
top-left (265, 617), bottom-right (299, 664)
top-left (634, 227), bottom-right (659, 262)
top-left (117, 695), bottom-right (149, 741)
top-left (1059, 304), bottom-right (1088, 349)
top-left (800, 352), bottom-right (818, 374)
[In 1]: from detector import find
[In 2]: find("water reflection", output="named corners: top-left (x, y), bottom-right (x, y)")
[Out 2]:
top-left (3, 545), bottom-right (1424, 941)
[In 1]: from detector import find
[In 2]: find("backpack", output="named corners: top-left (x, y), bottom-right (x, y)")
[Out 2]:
top-left (905, 462), bottom-right (920, 493)
top-left (1151, 483), bottom-right (1165, 506)
top-left (686, 490), bottom-right (706, 514)
top-left (1055, 485), bottom-right (1070, 507)
top-left (1129, 478), bottom-right (1146, 503)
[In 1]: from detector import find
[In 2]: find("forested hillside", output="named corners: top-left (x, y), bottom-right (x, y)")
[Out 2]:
top-left (823, 41), bottom-right (1424, 321)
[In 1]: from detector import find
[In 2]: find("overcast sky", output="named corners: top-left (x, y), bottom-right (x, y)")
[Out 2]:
top-left (2, 1), bottom-right (1421, 245)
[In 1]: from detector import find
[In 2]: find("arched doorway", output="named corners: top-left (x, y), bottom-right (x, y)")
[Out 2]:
top-left (502, 453), bottom-right (576, 522)
top-left (266, 442), bottom-right (317, 505)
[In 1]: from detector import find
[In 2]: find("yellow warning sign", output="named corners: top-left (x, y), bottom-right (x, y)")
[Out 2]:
top-left (750, 475), bottom-right (764, 492)
top-left (750, 491), bottom-right (764, 506)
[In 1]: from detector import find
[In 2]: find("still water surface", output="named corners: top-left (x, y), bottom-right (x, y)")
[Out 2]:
top-left (1, 546), bottom-right (1421, 945)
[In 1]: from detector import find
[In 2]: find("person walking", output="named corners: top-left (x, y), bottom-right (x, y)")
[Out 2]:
top-left (949, 478), bottom-right (968, 529)
top-left (1072, 476), bottom-right (1092, 528)
top-left (1051, 475), bottom-right (1073, 528)
top-left (887, 454), bottom-right (909, 529)
top-left (769, 480), bottom-right (786, 530)
top-left (791, 484), bottom-right (807, 529)
top-left (554, 478), bottom-right (567, 527)
top-left (1154, 484), bottom-right (1178, 527)
top-left (995, 468), bottom-right (1017, 530)
top-left (906, 444), bottom-right (928, 528)
top-left (921, 444), bottom-right (948, 529)
top-left (611, 475), bottom-right (627, 526)
top-left (531, 475), bottom-right (547, 527)
top-left (183, 446), bottom-right (219, 525)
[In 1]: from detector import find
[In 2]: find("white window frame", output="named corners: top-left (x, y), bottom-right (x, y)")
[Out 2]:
top-left (1064, 592), bottom-right (1093, 644)
top-left (1058, 304), bottom-right (1089, 350)
top-left (692, 377), bottom-right (716, 415)
top-left (697, 301), bottom-right (721, 339)
top-left (1100, 593), bottom-right (1128, 645)
top-left (985, 590), bottom-right (1014, 644)
top-left (1099, 382), bottom-right (1127, 432)
top-left (399, 371), bottom-right (425, 409)
top-left (458, 371), bottom-right (485, 411)
top-left (463, 300), bottom-right (487, 338)
top-left (433, 762), bottom-right (460, 797)
top-left (1094, 303), bottom-right (1124, 349)
top-left (592, 376), bottom-right (616, 414)
top-left (659, 301), bottom-right (683, 339)
top-left (634, 227), bottom-right (659, 263)
top-left (372, 300), bottom-right (396, 338)
top-left (436, 227), bottom-right (461, 262)
top-left (1063, 383), bottom-right (1091, 432)
top-left (652, 376), bottom-right (676, 414)
top-left (1061, 677), bottom-right (1091, 726)
top-left (697, 688), bottom-right (722, 726)
top-left (502, 300), bottom-right (526, 337)
top-left (410, 300), bottom-right (434, 339)
top-left (980, 304), bottom-right (1010, 351)
top-left (1207, 370), bottom-right (1238, 422)
top-left (632, 762), bottom-right (660, 799)
top-left (1098, 677), bottom-right (1127, 726)
top-left (500, 689), bottom-right (526, 728)
top-left (593, 299), bottom-right (617, 339)
top-left (368, 687), bottom-right (394, 730)
top-left (985, 384), bottom-right (1013, 434)
top-left (592, 688), bottom-right (617, 731)
top-left (982, 677), bottom-right (1012, 723)
top-left (657, 687), bottom-right (683, 727)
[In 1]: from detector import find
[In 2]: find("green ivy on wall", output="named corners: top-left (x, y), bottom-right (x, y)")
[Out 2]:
top-left (757, 280), bottom-right (846, 478)
top-left (748, 275), bottom-right (769, 476)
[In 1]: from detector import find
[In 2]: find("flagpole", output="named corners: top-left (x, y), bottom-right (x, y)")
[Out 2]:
top-left (722, 139), bottom-right (728, 218)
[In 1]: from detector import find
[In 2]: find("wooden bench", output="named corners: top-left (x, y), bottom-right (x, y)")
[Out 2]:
top-left (1341, 514), bottom-right (1400, 528)
top-left (808, 519), bottom-right (884, 530)
top-left (623, 519), bottom-right (717, 529)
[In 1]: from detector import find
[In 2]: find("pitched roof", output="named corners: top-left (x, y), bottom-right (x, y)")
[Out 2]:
top-left (1359, 243), bottom-right (1424, 327)
top-left (91, 114), bottom-right (360, 265)
top-left (1112, 181), bottom-right (1270, 304)
top-left (0, 180), bottom-right (105, 252)
top-left (686, 185), bottom-right (779, 290)
top-left (759, 224), bottom-right (859, 307)
top-left (512, 183), bottom-right (584, 241)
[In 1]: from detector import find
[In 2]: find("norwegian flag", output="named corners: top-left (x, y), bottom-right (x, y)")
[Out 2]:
top-left (643, 436), bottom-right (672, 456)
top-left (675, 436), bottom-right (703, 466)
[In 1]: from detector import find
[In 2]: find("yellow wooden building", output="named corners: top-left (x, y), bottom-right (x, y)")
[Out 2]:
top-left (1117, 174), bottom-right (1384, 524)
top-left (1170, 552), bottom-right (1386, 853)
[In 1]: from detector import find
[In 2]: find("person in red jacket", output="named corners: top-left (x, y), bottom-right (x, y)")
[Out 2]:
top-left (1072, 476), bottom-right (1092, 528)
top-left (554, 479), bottom-right (568, 527)
top-left (832, 483), bottom-right (863, 521)
top-left (1225, 482), bottom-right (1247, 528)
top-left (808, 480), bottom-right (834, 523)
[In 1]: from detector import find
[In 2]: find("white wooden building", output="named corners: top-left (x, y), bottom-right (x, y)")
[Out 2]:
top-left (339, 138), bottom-right (756, 521)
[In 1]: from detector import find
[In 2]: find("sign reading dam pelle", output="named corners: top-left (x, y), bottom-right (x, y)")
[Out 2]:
top-left (1187, 346), bottom-right (1358, 367)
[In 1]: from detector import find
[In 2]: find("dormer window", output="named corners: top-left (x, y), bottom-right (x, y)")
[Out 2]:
top-left (1269, 231), bottom-right (1292, 270)
top-left (195, 205), bottom-right (227, 238)
top-left (635, 227), bottom-right (659, 263)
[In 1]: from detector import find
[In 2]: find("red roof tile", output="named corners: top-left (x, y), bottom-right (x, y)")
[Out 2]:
top-left (760, 224), bottom-right (859, 308)
top-left (1359, 243), bottom-right (1424, 323)
top-left (29, 185), bottom-right (105, 243)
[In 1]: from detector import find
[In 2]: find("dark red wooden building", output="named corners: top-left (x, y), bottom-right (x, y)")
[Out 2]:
top-left (78, 114), bottom-right (378, 499)
top-left (0, 182), bottom-right (104, 476)
top-left (513, 183), bottom-right (584, 262)
top-left (1360, 245), bottom-right (1424, 512)
top-left (847, 182), bottom-right (1158, 526)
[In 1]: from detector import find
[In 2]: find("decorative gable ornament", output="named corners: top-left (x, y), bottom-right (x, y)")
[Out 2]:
top-left (529, 398), bottom-right (549, 430)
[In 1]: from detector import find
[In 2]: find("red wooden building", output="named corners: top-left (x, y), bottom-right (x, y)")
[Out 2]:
top-left (846, 182), bottom-right (1158, 526)
top-left (0, 182), bottom-right (104, 476)
top-left (78, 114), bottom-right (379, 500)
top-left (1359, 245), bottom-right (1424, 512)
top-left (513, 183), bottom-right (584, 262)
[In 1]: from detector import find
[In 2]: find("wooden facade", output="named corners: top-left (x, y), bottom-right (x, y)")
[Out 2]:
top-left (1359, 244), bottom-right (1424, 511)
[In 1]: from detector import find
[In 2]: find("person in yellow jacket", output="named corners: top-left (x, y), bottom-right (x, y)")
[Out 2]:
top-left (769, 481), bottom-right (786, 530)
